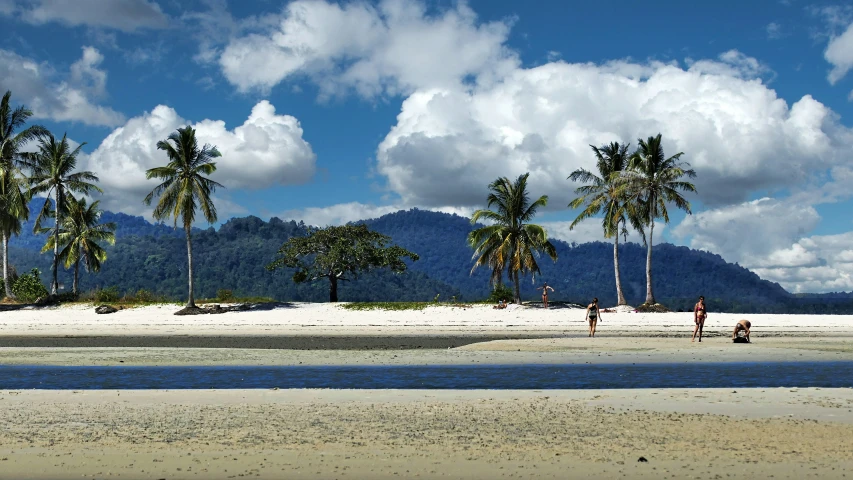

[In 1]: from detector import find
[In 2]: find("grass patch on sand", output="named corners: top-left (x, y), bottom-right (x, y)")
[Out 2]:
top-left (340, 302), bottom-right (478, 311)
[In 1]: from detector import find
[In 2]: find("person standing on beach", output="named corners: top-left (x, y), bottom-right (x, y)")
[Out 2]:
top-left (586, 298), bottom-right (601, 337)
top-left (537, 282), bottom-right (555, 308)
top-left (692, 296), bottom-right (707, 343)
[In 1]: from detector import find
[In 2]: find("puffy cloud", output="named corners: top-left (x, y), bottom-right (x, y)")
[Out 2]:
top-left (17, 0), bottom-right (170, 31)
top-left (672, 198), bottom-right (820, 264)
top-left (542, 221), bottom-right (665, 247)
top-left (765, 22), bottom-right (783, 40)
top-left (0, 46), bottom-right (124, 126)
top-left (752, 232), bottom-right (853, 293)
top-left (276, 202), bottom-right (474, 227)
top-left (825, 21), bottom-right (853, 84)
top-left (670, 198), bottom-right (853, 292)
top-left (376, 52), bottom-right (853, 210)
top-left (218, 0), bottom-right (518, 96)
top-left (83, 101), bottom-right (316, 216)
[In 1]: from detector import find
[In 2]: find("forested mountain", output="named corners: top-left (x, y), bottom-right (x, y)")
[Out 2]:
top-left (7, 201), bottom-right (851, 312)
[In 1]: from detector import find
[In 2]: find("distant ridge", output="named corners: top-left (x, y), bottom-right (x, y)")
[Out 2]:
top-left (8, 201), bottom-right (853, 312)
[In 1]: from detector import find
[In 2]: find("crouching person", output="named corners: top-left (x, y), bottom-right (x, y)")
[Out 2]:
top-left (733, 319), bottom-right (751, 343)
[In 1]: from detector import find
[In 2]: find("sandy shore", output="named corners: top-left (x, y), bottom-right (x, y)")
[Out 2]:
top-left (2, 302), bottom-right (852, 339)
top-left (0, 389), bottom-right (852, 479)
top-left (2, 303), bottom-right (853, 478)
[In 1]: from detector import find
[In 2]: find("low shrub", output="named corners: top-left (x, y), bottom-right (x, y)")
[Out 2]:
top-left (487, 284), bottom-right (514, 303)
top-left (216, 289), bottom-right (234, 302)
top-left (94, 286), bottom-right (121, 303)
top-left (134, 289), bottom-right (156, 303)
top-left (11, 268), bottom-right (49, 303)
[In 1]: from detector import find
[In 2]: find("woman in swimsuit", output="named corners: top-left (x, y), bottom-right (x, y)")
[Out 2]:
top-left (586, 298), bottom-right (601, 337)
top-left (538, 282), bottom-right (555, 309)
top-left (692, 295), bottom-right (707, 343)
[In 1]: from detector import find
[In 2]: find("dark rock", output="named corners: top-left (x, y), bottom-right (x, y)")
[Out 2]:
top-left (636, 303), bottom-right (671, 313)
top-left (95, 305), bottom-right (118, 314)
top-left (174, 306), bottom-right (209, 316)
top-left (35, 295), bottom-right (61, 306)
top-left (638, 456), bottom-right (648, 462)
top-left (733, 337), bottom-right (750, 343)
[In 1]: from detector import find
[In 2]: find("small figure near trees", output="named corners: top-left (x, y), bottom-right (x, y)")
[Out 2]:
top-left (537, 282), bottom-right (554, 308)
top-left (266, 224), bottom-right (419, 302)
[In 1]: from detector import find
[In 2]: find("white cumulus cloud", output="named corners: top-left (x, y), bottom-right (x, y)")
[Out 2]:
top-left (218, 0), bottom-right (518, 97)
top-left (83, 101), bottom-right (316, 216)
top-left (376, 52), bottom-right (853, 211)
top-left (0, 46), bottom-right (124, 126)
top-left (16, 0), bottom-right (170, 31)
top-left (825, 21), bottom-right (853, 84)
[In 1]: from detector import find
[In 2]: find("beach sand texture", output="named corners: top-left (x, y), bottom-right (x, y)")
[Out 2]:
top-left (1, 303), bottom-right (852, 479)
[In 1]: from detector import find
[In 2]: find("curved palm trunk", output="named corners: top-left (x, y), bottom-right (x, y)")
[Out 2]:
top-left (184, 223), bottom-right (195, 308)
top-left (645, 220), bottom-right (655, 305)
top-left (2, 232), bottom-right (13, 299)
top-left (513, 269), bottom-right (521, 305)
top-left (72, 257), bottom-right (80, 295)
top-left (614, 233), bottom-right (626, 306)
top-left (329, 274), bottom-right (339, 302)
top-left (51, 189), bottom-right (61, 295)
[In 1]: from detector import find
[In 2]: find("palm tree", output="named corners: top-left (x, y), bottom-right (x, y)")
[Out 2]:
top-left (468, 173), bottom-right (557, 305)
top-left (40, 197), bottom-right (116, 295)
top-left (21, 133), bottom-right (100, 295)
top-left (0, 91), bottom-right (47, 299)
top-left (622, 134), bottom-right (697, 306)
top-left (568, 142), bottom-right (640, 306)
top-left (143, 126), bottom-right (222, 309)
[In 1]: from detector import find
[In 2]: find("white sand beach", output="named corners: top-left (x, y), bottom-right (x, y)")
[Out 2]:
top-left (1, 302), bottom-right (853, 479)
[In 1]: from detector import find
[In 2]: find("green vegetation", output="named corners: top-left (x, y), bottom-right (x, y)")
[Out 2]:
top-left (622, 134), bottom-right (697, 305)
top-left (468, 173), bottom-right (557, 305)
top-left (1, 90), bottom-right (47, 300)
top-left (339, 302), bottom-right (432, 311)
top-left (10, 268), bottom-right (48, 303)
top-left (267, 224), bottom-right (419, 302)
top-left (144, 125), bottom-right (223, 309)
top-left (40, 197), bottom-right (116, 294)
top-left (568, 142), bottom-right (636, 306)
top-left (23, 132), bottom-right (102, 294)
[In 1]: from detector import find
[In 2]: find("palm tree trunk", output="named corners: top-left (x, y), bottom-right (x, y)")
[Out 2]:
top-left (329, 274), bottom-right (338, 302)
top-left (645, 220), bottom-right (655, 305)
top-left (73, 257), bottom-right (80, 295)
top-left (184, 223), bottom-right (195, 308)
top-left (2, 232), bottom-right (14, 299)
top-left (51, 189), bottom-right (60, 295)
top-left (513, 269), bottom-right (521, 305)
top-left (614, 233), bottom-right (626, 306)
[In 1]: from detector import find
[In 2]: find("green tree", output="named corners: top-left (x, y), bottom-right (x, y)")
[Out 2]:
top-left (0, 91), bottom-right (47, 299)
top-left (22, 133), bottom-right (101, 295)
top-left (266, 224), bottom-right (419, 302)
top-left (143, 126), bottom-right (223, 308)
top-left (41, 197), bottom-right (116, 294)
top-left (468, 173), bottom-right (557, 305)
top-left (622, 134), bottom-right (697, 305)
top-left (568, 142), bottom-right (640, 306)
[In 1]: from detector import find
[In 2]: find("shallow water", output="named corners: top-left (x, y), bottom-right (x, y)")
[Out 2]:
top-left (1, 362), bottom-right (852, 389)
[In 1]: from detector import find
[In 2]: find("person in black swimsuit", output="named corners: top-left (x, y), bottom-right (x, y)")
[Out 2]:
top-left (692, 295), bottom-right (707, 343)
top-left (537, 282), bottom-right (555, 309)
top-left (586, 298), bottom-right (601, 337)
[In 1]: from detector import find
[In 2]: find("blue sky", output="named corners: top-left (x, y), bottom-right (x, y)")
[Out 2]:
top-left (2, 0), bottom-right (853, 293)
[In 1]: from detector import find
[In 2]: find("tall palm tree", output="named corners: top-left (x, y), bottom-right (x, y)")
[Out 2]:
top-left (622, 134), bottom-right (697, 306)
top-left (0, 91), bottom-right (47, 299)
top-left (21, 133), bottom-right (100, 295)
top-left (468, 173), bottom-right (557, 305)
top-left (568, 142), bottom-right (640, 306)
top-left (40, 197), bottom-right (116, 295)
top-left (143, 126), bottom-right (222, 309)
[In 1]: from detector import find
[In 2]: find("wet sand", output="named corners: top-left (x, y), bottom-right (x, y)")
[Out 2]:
top-left (2, 303), bottom-right (853, 478)
top-left (1, 389), bottom-right (852, 479)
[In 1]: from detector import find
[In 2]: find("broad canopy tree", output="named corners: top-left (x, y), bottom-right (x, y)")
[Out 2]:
top-left (266, 224), bottom-right (419, 302)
